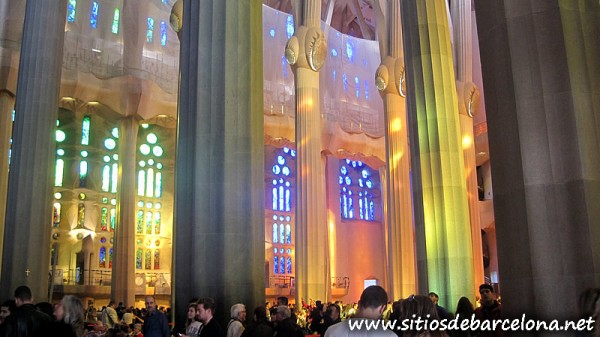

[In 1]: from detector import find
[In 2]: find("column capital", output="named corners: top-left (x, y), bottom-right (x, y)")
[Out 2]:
top-left (285, 25), bottom-right (327, 72)
top-left (376, 56), bottom-right (405, 97)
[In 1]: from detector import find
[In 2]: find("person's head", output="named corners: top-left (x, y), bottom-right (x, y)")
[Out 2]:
top-left (134, 323), bottom-right (142, 333)
top-left (277, 296), bottom-right (288, 306)
top-left (55, 295), bottom-right (84, 325)
top-left (94, 321), bottom-right (106, 332)
top-left (478, 284), bottom-right (496, 307)
top-left (400, 295), bottom-right (439, 321)
top-left (455, 297), bottom-right (474, 317)
top-left (275, 305), bottom-right (290, 322)
top-left (187, 303), bottom-right (198, 320)
top-left (253, 306), bottom-right (268, 323)
top-left (145, 296), bottom-right (157, 313)
top-left (108, 300), bottom-right (116, 308)
top-left (357, 285), bottom-right (389, 319)
top-left (36, 302), bottom-right (54, 317)
top-left (14, 285), bottom-right (33, 307)
top-left (428, 292), bottom-right (439, 305)
top-left (231, 303), bottom-right (246, 322)
top-left (0, 300), bottom-right (16, 323)
top-left (328, 303), bottom-right (340, 320)
top-left (196, 297), bottom-right (216, 324)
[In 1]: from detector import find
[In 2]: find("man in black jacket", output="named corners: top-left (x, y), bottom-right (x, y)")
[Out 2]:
top-left (0, 286), bottom-right (52, 337)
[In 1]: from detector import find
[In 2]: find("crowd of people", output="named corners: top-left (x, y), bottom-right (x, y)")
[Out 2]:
top-left (0, 284), bottom-right (598, 337)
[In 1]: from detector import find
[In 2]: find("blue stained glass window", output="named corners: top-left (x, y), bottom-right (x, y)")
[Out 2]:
top-left (281, 56), bottom-right (288, 79)
top-left (364, 80), bottom-right (370, 100)
top-left (279, 224), bottom-right (284, 245)
top-left (147, 18), bottom-right (154, 42)
top-left (90, 2), bottom-right (99, 29)
top-left (269, 29), bottom-right (275, 37)
top-left (285, 224), bottom-right (291, 244)
top-left (286, 15), bottom-right (294, 38)
top-left (343, 73), bottom-right (348, 92)
top-left (279, 257), bottom-right (285, 274)
top-left (160, 21), bottom-right (168, 46)
top-left (112, 8), bottom-right (120, 34)
top-left (272, 188), bottom-right (278, 210)
top-left (287, 257), bottom-right (292, 274)
top-left (331, 48), bottom-right (338, 57)
top-left (339, 159), bottom-right (379, 220)
top-left (346, 40), bottom-right (353, 61)
top-left (355, 77), bottom-right (360, 98)
top-left (67, 0), bottom-right (77, 23)
top-left (99, 247), bottom-right (106, 268)
top-left (274, 256), bottom-right (278, 274)
top-left (273, 223), bottom-right (278, 243)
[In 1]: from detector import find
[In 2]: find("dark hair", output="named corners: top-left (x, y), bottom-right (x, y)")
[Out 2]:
top-left (358, 285), bottom-right (388, 309)
top-left (479, 283), bottom-right (494, 293)
top-left (14, 286), bottom-right (32, 302)
top-left (455, 297), bottom-right (474, 318)
top-left (35, 302), bottom-right (54, 317)
top-left (108, 300), bottom-right (116, 307)
top-left (428, 292), bottom-right (439, 299)
top-left (277, 296), bottom-right (288, 305)
top-left (1, 300), bottom-right (16, 313)
top-left (253, 306), bottom-right (268, 322)
top-left (197, 297), bottom-right (216, 314)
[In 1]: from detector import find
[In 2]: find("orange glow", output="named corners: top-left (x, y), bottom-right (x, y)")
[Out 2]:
top-left (391, 118), bottom-right (402, 133)
top-left (462, 134), bottom-right (473, 149)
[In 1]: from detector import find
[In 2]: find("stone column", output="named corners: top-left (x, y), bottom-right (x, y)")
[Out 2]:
top-left (375, 0), bottom-right (416, 300)
top-left (285, 0), bottom-right (330, 304)
top-left (475, 0), bottom-right (600, 320)
top-left (0, 0), bottom-right (67, 302)
top-left (111, 116), bottom-right (139, 307)
top-left (402, 0), bottom-right (474, 309)
top-left (174, 0), bottom-right (265, 328)
top-left (0, 91), bottom-right (14, 270)
top-left (451, 0), bottom-right (485, 294)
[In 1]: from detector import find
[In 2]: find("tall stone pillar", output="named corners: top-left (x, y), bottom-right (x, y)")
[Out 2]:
top-left (285, 0), bottom-right (330, 304)
top-left (111, 116), bottom-right (139, 306)
top-left (402, 0), bottom-right (474, 309)
top-left (451, 0), bottom-right (485, 294)
top-left (475, 0), bottom-right (600, 320)
top-left (174, 0), bottom-right (265, 329)
top-left (0, 91), bottom-right (14, 270)
top-left (375, 0), bottom-right (416, 300)
top-left (0, 0), bottom-right (67, 302)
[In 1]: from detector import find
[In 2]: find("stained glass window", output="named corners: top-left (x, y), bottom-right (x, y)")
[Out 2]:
top-left (154, 212), bottom-right (161, 235)
top-left (339, 159), bottom-right (379, 220)
top-left (147, 18), bottom-right (154, 42)
top-left (101, 207), bottom-right (108, 231)
top-left (102, 165), bottom-right (110, 191)
top-left (272, 223), bottom-right (278, 244)
top-left (109, 248), bottom-right (113, 268)
top-left (110, 208), bottom-right (116, 231)
top-left (146, 211), bottom-right (152, 234)
top-left (79, 161), bottom-right (88, 187)
top-left (67, 0), bottom-right (77, 22)
top-left (55, 159), bottom-right (64, 187)
top-left (286, 256), bottom-right (292, 274)
top-left (81, 116), bottom-right (91, 145)
top-left (279, 256), bottom-right (285, 274)
top-left (154, 250), bottom-right (160, 269)
top-left (286, 15), bottom-right (294, 39)
top-left (160, 21), bottom-right (167, 46)
top-left (145, 250), bottom-right (152, 269)
top-left (77, 203), bottom-right (85, 227)
top-left (53, 203), bottom-right (61, 227)
top-left (90, 1), bottom-right (99, 29)
top-left (155, 172), bottom-right (162, 197)
top-left (146, 168), bottom-right (154, 197)
top-left (137, 210), bottom-right (144, 234)
top-left (138, 170), bottom-right (145, 196)
top-left (112, 8), bottom-right (120, 34)
top-left (274, 256), bottom-right (278, 274)
top-left (99, 247), bottom-right (106, 268)
top-left (111, 163), bottom-right (118, 193)
top-left (136, 249), bottom-right (143, 269)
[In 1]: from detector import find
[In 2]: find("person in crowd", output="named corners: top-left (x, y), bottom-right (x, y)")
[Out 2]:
top-left (49, 294), bottom-right (85, 337)
top-left (451, 297), bottom-right (475, 337)
top-left (309, 301), bottom-right (325, 334)
top-left (474, 284), bottom-right (502, 337)
top-left (240, 306), bottom-right (273, 337)
top-left (276, 297), bottom-right (296, 324)
top-left (578, 288), bottom-right (600, 337)
top-left (183, 303), bottom-right (202, 337)
top-left (0, 285), bottom-right (52, 337)
top-left (227, 304), bottom-right (246, 337)
top-left (398, 295), bottom-right (448, 337)
top-left (388, 300), bottom-right (404, 337)
top-left (428, 292), bottom-right (454, 321)
top-left (325, 285), bottom-right (397, 337)
top-left (0, 300), bottom-right (16, 325)
top-left (272, 305), bottom-right (302, 337)
top-left (85, 321), bottom-right (107, 337)
top-left (132, 323), bottom-right (144, 337)
top-left (122, 307), bottom-right (135, 326)
top-left (142, 296), bottom-right (170, 337)
top-left (102, 301), bottom-right (119, 329)
top-left (324, 303), bottom-right (341, 334)
top-left (196, 297), bottom-right (223, 337)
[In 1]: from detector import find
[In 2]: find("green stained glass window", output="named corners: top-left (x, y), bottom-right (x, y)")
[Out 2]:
top-left (154, 212), bottom-right (161, 235)
top-left (111, 163), bottom-right (118, 193)
top-left (110, 208), bottom-right (116, 231)
top-left (137, 210), bottom-right (144, 234)
top-left (77, 203), bottom-right (85, 227)
top-left (146, 168), bottom-right (154, 197)
top-left (136, 249), bottom-right (143, 269)
top-left (145, 250), bottom-right (152, 269)
top-left (101, 207), bottom-right (108, 231)
top-left (154, 250), bottom-right (160, 269)
top-left (102, 165), bottom-right (110, 192)
top-left (155, 172), bottom-right (162, 198)
top-left (138, 170), bottom-right (145, 196)
top-left (145, 211), bottom-right (152, 234)
top-left (81, 116), bottom-right (91, 145)
top-left (79, 161), bottom-right (88, 187)
top-left (55, 159), bottom-right (64, 187)
top-left (112, 8), bottom-right (120, 34)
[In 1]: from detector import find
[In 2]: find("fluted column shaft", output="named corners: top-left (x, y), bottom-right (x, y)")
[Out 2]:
top-left (0, 91), bottom-right (14, 272)
top-left (378, 0), bottom-right (416, 301)
top-left (451, 0), bottom-right (484, 292)
top-left (174, 0), bottom-right (265, 329)
top-left (402, 0), bottom-right (474, 309)
top-left (0, 0), bottom-right (67, 302)
top-left (111, 117), bottom-right (139, 306)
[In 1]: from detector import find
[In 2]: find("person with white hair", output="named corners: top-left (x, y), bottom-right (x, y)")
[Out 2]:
top-left (227, 303), bottom-right (247, 337)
